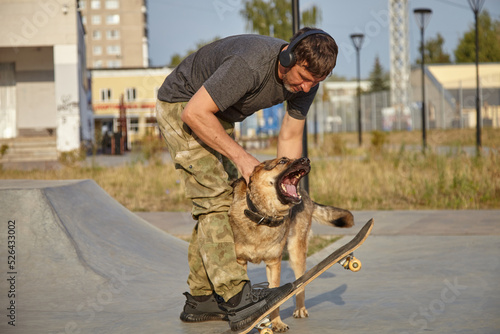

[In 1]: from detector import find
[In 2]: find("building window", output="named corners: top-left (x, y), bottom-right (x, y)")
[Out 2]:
top-left (91, 0), bottom-right (100, 9)
top-left (78, 0), bottom-right (86, 10)
top-left (130, 118), bottom-right (139, 133)
top-left (125, 88), bottom-right (137, 101)
top-left (105, 0), bottom-right (119, 9)
top-left (81, 15), bottom-right (86, 25)
top-left (107, 60), bottom-right (121, 68)
top-left (100, 88), bottom-right (112, 101)
top-left (106, 14), bottom-right (120, 25)
top-left (93, 46), bottom-right (102, 55)
top-left (106, 45), bottom-right (121, 55)
top-left (91, 15), bottom-right (101, 25)
top-left (93, 60), bottom-right (103, 68)
top-left (106, 29), bottom-right (120, 40)
top-left (92, 30), bottom-right (101, 40)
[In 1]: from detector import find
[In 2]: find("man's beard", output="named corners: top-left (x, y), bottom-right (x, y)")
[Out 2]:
top-left (281, 71), bottom-right (296, 93)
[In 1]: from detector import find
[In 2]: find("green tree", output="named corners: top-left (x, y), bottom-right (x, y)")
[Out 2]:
top-left (454, 10), bottom-right (500, 62)
top-left (240, 0), bottom-right (321, 40)
top-left (168, 54), bottom-right (183, 68)
top-left (368, 56), bottom-right (389, 93)
top-left (416, 33), bottom-right (451, 65)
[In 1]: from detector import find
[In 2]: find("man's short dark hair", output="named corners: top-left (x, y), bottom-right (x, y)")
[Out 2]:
top-left (290, 27), bottom-right (338, 78)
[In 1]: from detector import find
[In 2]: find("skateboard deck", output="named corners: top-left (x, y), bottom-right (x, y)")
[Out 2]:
top-left (225, 218), bottom-right (374, 334)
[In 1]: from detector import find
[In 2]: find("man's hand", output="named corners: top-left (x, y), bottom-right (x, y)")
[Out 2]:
top-left (236, 153), bottom-right (260, 185)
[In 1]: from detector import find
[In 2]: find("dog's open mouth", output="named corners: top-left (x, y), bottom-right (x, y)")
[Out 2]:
top-left (277, 159), bottom-right (311, 204)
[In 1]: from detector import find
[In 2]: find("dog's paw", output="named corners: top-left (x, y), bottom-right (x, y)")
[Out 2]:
top-left (293, 307), bottom-right (309, 318)
top-left (272, 320), bottom-right (290, 332)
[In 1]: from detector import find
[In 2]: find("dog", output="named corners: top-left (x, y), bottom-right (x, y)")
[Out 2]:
top-left (228, 157), bottom-right (354, 332)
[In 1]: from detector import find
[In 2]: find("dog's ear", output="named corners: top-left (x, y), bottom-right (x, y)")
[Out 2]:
top-left (262, 160), bottom-right (275, 171)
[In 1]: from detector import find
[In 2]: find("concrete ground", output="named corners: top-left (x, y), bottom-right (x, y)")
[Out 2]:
top-left (137, 210), bottom-right (500, 334)
top-left (0, 179), bottom-right (499, 334)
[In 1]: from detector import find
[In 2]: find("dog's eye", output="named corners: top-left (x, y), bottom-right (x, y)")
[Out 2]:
top-left (278, 159), bottom-right (287, 164)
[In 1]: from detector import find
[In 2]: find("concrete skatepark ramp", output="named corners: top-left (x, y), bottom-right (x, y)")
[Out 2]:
top-left (1, 179), bottom-right (500, 333)
top-left (0, 180), bottom-right (216, 334)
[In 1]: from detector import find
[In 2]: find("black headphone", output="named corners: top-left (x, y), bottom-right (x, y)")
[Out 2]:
top-left (279, 29), bottom-right (331, 68)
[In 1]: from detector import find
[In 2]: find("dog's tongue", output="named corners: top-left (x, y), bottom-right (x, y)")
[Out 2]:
top-left (285, 184), bottom-right (298, 197)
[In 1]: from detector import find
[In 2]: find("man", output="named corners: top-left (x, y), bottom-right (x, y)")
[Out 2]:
top-left (156, 27), bottom-right (338, 331)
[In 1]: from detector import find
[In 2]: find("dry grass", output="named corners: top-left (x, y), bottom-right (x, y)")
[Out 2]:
top-left (305, 128), bottom-right (500, 210)
top-left (308, 151), bottom-right (500, 210)
top-left (1, 129), bottom-right (499, 212)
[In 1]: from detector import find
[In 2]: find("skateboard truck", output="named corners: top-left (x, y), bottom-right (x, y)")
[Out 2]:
top-left (339, 253), bottom-right (362, 272)
top-left (255, 317), bottom-right (273, 334)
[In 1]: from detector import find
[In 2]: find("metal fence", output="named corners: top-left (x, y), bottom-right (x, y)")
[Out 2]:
top-left (306, 82), bottom-right (499, 135)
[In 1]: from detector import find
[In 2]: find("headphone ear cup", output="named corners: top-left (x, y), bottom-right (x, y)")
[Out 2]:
top-left (279, 49), bottom-right (295, 68)
top-left (280, 29), bottom-right (329, 68)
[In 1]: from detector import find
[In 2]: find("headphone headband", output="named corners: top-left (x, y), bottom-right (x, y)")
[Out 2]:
top-left (279, 29), bottom-right (331, 68)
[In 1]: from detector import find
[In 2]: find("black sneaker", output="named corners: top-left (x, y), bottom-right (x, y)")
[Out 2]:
top-left (180, 292), bottom-right (228, 322)
top-left (221, 281), bottom-right (293, 331)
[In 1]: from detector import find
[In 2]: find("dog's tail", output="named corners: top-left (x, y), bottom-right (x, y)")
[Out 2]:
top-left (312, 202), bottom-right (354, 228)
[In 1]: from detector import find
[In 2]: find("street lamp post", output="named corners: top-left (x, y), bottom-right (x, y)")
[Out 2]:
top-left (413, 8), bottom-right (432, 152)
top-left (468, 0), bottom-right (485, 154)
top-left (350, 33), bottom-right (364, 147)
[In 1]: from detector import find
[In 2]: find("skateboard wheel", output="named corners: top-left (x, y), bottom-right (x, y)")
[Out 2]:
top-left (259, 328), bottom-right (273, 334)
top-left (349, 257), bottom-right (362, 272)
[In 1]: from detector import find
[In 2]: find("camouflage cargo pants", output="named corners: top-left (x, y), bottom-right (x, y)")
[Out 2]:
top-left (156, 99), bottom-right (249, 301)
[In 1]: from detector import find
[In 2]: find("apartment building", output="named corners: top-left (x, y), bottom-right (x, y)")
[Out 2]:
top-left (78, 0), bottom-right (149, 69)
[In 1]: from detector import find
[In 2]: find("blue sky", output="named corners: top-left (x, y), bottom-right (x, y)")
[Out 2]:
top-left (147, 0), bottom-right (500, 79)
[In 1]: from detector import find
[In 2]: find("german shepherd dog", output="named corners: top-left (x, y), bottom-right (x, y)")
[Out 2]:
top-left (228, 157), bottom-right (354, 332)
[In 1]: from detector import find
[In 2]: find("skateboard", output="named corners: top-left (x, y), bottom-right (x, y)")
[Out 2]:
top-left (225, 218), bottom-right (374, 334)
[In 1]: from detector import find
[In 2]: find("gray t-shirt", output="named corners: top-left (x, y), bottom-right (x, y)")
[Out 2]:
top-left (157, 34), bottom-right (318, 123)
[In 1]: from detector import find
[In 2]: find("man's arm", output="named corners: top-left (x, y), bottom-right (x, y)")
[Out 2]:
top-left (277, 112), bottom-right (305, 159)
top-left (181, 85), bottom-right (260, 183)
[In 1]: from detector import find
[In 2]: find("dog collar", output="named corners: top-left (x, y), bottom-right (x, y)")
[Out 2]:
top-left (244, 194), bottom-right (287, 227)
